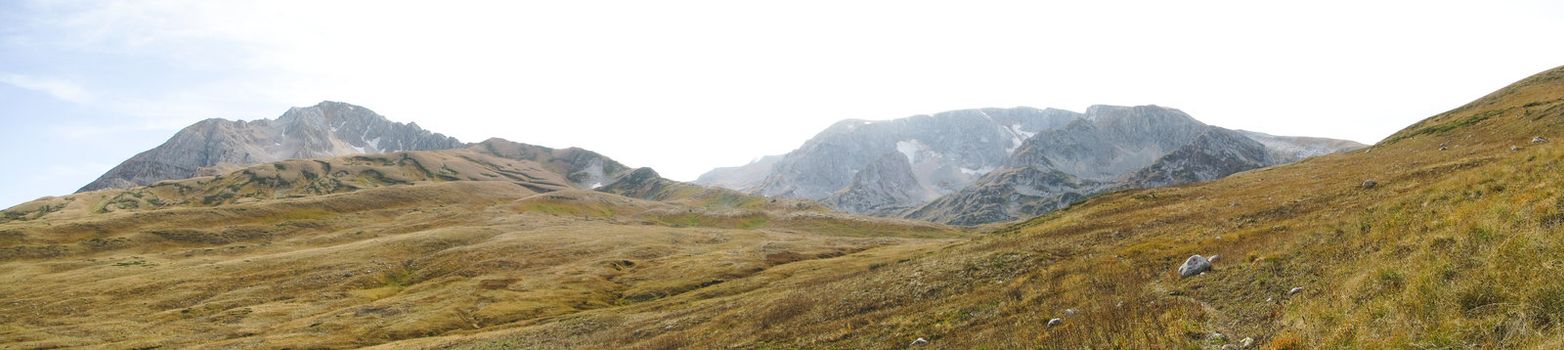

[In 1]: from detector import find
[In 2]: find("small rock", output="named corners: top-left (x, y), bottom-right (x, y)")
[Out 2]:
top-left (1240, 337), bottom-right (1255, 348)
top-left (1209, 332), bottom-right (1226, 341)
top-left (1047, 318), bottom-right (1063, 327)
top-left (1361, 180), bottom-right (1377, 189)
top-left (911, 338), bottom-right (928, 346)
top-left (1288, 287), bottom-right (1304, 295)
top-left (1178, 255), bottom-right (1212, 278)
top-left (1439, 143), bottom-right (1448, 151)
top-left (1535, 136), bottom-right (1549, 144)
top-left (1265, 297), bottom-right (1274, 303)
top-left (1064, 308), bottom-right (1078, 317)
top-left (1512, 145), bottom-right (1522, 151)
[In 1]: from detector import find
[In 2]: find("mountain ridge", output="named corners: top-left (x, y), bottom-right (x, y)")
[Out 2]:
top-left (77, 101), bottom-right (466, 193)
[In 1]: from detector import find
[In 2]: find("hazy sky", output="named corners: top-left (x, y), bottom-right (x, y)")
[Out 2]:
top-left (2, 0), bottom-right (1562, 207)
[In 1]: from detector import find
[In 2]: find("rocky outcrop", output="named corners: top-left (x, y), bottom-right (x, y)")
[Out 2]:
top-left (78, 101), bottom-right (464, 192)
top-left (1122, 128), bottom-right (1273, 188)
top-left (909, 105), bottom-right (1361, 225)
top-left (704, 107), bottom-right (1083, 214)
top-left (905, 165), bottom-right (1102, 226)
top-left (822, 152), bottom-right (926, 216)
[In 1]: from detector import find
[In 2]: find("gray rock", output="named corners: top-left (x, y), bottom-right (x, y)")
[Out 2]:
top-left (822, 152), bottom-right (925, 215)
top-left (1362, 180), bottom-right (1377, 189)
top-left (1178, 255), bottom-right (1212, 278)
top-left (910, 338), bottom-right (928, 346)
top-left (743, 107), bottom-right (1083, 206)
top-left (1288, 287), bottom-right (1304, 295)
top-left (1064, 308), bottom-right (1078, 317)
top-left (1512, 145), bottom-right (1522, 151)
top-left (1534, 136), bottom-right (1549, 144)
top-left (1240, 337), bottom-right (1255, 348)
top-left (78, 101), bottom-right (465, 192)
top-left (909, 106), bottom-right (1363, 225)
top-left (1047, 318), bottom-right (1063, 327)
top-left (705, 104), bottom-right (1362, 226)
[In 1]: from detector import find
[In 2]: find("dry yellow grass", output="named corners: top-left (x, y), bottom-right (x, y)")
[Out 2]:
top-left (371, 65), bottom-right (1563, 349)
top-left (0, 180), bottom-right (962, 349)
top-left (3, 65), bottom-right (1562, 349)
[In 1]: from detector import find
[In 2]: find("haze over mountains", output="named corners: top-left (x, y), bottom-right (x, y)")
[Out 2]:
top-left (698, 105), bottom-right (1364, 224)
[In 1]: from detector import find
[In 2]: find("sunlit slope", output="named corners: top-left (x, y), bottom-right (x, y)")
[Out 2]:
top-left (393, 65), bottom-right (1564, 349)
top-left (0, 141), bottom-right (961, 348)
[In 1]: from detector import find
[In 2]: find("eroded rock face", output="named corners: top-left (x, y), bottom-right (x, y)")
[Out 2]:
top-left (822, 152), bottom-right (926, 215)
top-left (712, 104), bottom-right (1363, 224)
top-left (710, 107), bottom-right (1085, 211)
top-left (909, 105), bottom-right (1364, 225)
top-left (79, 101), bottom-right (464, 192)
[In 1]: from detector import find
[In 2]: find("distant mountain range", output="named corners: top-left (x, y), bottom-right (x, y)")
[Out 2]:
top-left (77, 101), bottom-right (465, 192)
top-left (698, 105), bottom-right (1365, 225)
top-left (73, 100), bottom-right (1362, 227)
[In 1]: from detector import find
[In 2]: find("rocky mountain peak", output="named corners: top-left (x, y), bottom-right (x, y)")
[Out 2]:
top-left (77, 102), bottom-right (465, 192)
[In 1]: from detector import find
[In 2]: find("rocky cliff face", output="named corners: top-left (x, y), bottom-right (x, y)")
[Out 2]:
top-left (78, 101), bottom-right (465, 192)
top-left (702, 107), bottom-right (1083, 213)
top-left (822, 152), bottom-right (926, 215)
top-left (909, 105), bottom-right (1364, 225)
top-left (702, 105), bottom-right (1363, 223)
top-left (1123, 128), bottom-right (1273, 189)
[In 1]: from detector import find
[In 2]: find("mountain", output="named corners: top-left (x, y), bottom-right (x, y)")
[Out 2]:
top-left (404, 64), bottom-right (1564, 349)
top-left (821, 152), bottom-right (925, 215)
top-left (1, 131), bottom-right (954, 349)
top-left (3, 66), bottom-right (1562, 349)
top-left (907, 105), bottom-right (1363, 225)
top-left (693, 155), bottom-right (782, 191)
top-left (705, 106), bottom-right (1362, 222)
top-left (76, 101), bottom-right (465, 192)
top-left (699, 107), bottom-right (1084, 213)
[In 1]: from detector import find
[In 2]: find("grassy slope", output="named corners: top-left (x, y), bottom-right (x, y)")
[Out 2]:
top-left (3, 66), bottom-right (1561, 349)
top-left (366, 66), bottom-right (1564, 349)
top-left (0, 149), bottom-right (962, 349)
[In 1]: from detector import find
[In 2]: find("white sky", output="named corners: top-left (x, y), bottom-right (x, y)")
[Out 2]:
top-left (2, 0), bottom-right (1563, 206)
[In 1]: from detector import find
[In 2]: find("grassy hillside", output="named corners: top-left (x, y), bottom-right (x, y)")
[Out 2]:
top-left (359, 66), bottom-right (1563, 349)
top-left (2, 65), bottom-right (1561, 349)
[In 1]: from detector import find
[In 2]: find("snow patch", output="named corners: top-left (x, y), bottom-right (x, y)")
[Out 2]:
top-left (591, 182), bottom-right (603, 189)
top-left (960, 166), bottom-right (996, 176)
top-left (368, 137), bottom-right (381, 151)
top-left (1004, 124), bottom-right (1037, 153)
top-left (895, 140), bottom-right (928, 163)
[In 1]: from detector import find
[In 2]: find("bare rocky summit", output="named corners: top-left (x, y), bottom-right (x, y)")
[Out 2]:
top-left (77, 101), bottom-right (464, 192)
top-left (910, 105), bottom-right (1362, 225)
top-left (707, 104), bottom-right (1364, 225)
top-left (699, 107), bottom-right (1083, 213)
